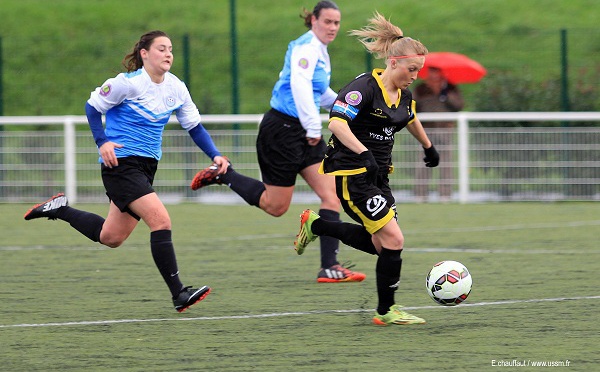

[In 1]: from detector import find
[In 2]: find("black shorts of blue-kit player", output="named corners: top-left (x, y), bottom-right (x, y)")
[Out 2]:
top-left (101, 156), bottom-right (158, 220)
top-left (256, 109), bottom-right (327, 187)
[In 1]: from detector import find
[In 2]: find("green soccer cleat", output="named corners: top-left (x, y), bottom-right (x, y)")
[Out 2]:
top-left (293, 209), bottom-right (319, 255)
top-left (372, 305), bottom-right (426, 326)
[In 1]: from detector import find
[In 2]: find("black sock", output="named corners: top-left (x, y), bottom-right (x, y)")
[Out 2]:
top-left (376, 248), bottom-right (402, 315)
top-left (55, 206), bottom-right (105, 243)
top-left (318, 209), bottom-right (340, 268)
top-left (220, 169), bottom-right (266, 207)
top-left (150, 230), bottom-right (184, 298)
top-left (312, 218), bottom-right (378, 255)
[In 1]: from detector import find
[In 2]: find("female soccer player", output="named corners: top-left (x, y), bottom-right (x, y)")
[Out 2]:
top-left (191, 1), bottom-right (366, 283)
top-left (24, 30), bottom-right (229, 312)
top-left (294, 12), bottom-right (439, 325)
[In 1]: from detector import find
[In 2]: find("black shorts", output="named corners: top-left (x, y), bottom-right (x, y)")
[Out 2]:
top-left (256, 109), bottom-right (326, 187)
top-left (101, 156), bottom-right (158, 219)
top-left (335, 173), bottom-right (397, 234)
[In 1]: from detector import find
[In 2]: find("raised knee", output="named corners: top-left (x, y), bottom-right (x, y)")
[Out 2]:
top-left (264, 205), bottom-right (289, 217)
top-left (100, 236), bottom-right (126, 248)
top-left (103, 240), bottom-right (124, 249)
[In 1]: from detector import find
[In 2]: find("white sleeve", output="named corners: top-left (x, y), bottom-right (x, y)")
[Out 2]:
top-left (320, 87), bottom-right (337, 111)
top-left (290, 44), bottom-right (322, 138)
top-left (175, 82), bottom-right (202, 130)
top-left (87, 74), bottom-right (129, 114)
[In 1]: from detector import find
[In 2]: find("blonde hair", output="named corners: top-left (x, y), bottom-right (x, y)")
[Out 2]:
top-left (349, 12), bottom-right (428, 60)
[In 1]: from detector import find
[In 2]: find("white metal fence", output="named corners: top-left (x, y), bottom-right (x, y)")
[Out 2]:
top-left (1, 112), bottom-right (599, 204)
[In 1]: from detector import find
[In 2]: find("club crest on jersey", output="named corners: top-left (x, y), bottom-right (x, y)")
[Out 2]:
top-left (99, 84), bottom-right (112, 97)
top-left (298, 58), bottom-right (309, 69)
top-left (166, 97), bottom-right (175, 107)
top-left (345, 91), bottom-right (362, 105)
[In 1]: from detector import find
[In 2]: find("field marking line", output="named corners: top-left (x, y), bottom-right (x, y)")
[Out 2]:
top-left (2, 295), bottom-right (599, 329)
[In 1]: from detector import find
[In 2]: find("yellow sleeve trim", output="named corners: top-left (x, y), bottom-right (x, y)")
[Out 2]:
top-left (328, 117), bottom-right (349, 125)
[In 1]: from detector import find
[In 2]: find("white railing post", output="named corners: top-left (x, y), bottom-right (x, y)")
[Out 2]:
top-left (64, 116), bottom-right (77, 204)
top-left (457, 113), bottom-right (469, 204)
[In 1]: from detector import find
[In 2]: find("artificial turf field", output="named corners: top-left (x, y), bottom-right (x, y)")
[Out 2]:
top-left (1, 201), bottom-right (598, 371)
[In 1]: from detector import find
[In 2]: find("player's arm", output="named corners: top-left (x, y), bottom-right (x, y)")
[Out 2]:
top-left (177, 85), bottom-right (228, 173)
top-left (86, 75), bottom-right (128, 167)
top-left (85, 102), bottom-right (107, 148)
top-left (407, 116), bottom-right (439, 168)
top-left (328, 118), bottom-right (367, 154)
top-left (85, 103), bottom-right (123, 168)
top-left (406, 116), bottom-right (432, 149)
top-left (329, 117), bottom-right (378, 182)
top-left (187, 124), bottom-right (228, 173)
top-left (290, 45), bottom-right (322, 140)
top-left (320, 87), bottom-right (337, 111)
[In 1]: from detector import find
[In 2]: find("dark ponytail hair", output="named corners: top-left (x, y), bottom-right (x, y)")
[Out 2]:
top-left (122, 30), bottom-right (169, 72)
top-left (301, 1), bottom-right (339, 29)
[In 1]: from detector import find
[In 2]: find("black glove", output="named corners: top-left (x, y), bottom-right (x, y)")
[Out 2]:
top-left (423, 145), bottom-right (440, 168)
top-left (358, 150), bottom-right (379, 184)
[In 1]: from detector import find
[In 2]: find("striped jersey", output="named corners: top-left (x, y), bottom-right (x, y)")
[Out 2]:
top-left (269, 30), bottom-right (337, 138)
top-left (87, 67), bottom-right (201, 160)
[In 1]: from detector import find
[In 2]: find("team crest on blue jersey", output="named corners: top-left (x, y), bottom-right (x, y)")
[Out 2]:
top-left (166, 97), bottom-right (175, 107)
top-left (99, 84), bottom-right (112, 97)
top-left (332, 100), bottom-right (359, 120)
top-left (345, 91), bottom-right (362, 105)
top-left (298, 58), bottom-right (309, 69)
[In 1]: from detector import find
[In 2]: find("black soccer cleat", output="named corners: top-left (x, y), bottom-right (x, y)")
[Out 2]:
top-left (173, 285), bottom-right (211, 313)
top-left (24, 193), bottom-right (69, 220)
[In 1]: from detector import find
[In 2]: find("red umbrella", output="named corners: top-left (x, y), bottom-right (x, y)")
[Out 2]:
top-left (418, 52), bottom-right (487, 84)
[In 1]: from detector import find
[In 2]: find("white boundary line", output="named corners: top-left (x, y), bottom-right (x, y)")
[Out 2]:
top-left (2, 295), bottom-right (599, 329)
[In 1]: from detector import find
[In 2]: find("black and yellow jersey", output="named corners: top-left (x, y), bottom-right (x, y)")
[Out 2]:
top-left (321, 68), bottom-right (417, 176)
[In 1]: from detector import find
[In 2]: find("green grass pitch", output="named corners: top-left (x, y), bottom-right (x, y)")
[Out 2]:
top-left (1, 202), bottom-right (599, 371)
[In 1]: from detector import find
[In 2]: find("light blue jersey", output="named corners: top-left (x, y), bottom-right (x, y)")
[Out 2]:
top-left (270, 31), bottom-right (337, 138)
top-left (87, 67), bottom-right (201, 160)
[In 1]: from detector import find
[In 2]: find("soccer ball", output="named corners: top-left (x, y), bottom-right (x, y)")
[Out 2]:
top-left (426, 260), bottom-right (472, 306)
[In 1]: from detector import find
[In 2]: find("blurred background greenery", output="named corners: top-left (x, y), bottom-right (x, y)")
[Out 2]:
top-left (0, 0), bottom-right (598, 120)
